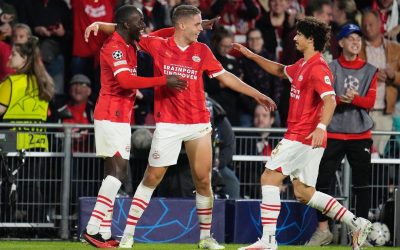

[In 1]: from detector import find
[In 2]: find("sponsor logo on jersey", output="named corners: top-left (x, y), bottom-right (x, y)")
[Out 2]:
top-left (112, 50), bottom-right (123, 60)
top-left (192, 55), bottom-right (201, 62)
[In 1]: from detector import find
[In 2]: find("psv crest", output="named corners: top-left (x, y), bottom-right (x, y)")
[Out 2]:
top-left (112, 50), bottom-right (123, 60)
top-left (192, 55), bottom-right (201, 62)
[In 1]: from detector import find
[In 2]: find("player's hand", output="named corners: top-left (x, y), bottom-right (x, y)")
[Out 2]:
top-left (202, 16), bottom-right (220, 30)
top-left (166, 75), bottom-right (188, 91)
top-left (254, 93), bottom-right (277, 111)
top-left (85, 22), bottom-right (100, 42)
top-left (232, 43), bottom-right (256, 59)
top-left (305, 128), bottom-right (326, 148)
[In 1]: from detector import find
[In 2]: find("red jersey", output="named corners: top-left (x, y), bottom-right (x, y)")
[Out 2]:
top-left (283, 52), bottom-right (335, 146)
top-left (71, 0), bottom-right (116, 57)
top-left (139, 36), bottom-right (225, 124)
top-left (94, 32), bottom-right (137, 123)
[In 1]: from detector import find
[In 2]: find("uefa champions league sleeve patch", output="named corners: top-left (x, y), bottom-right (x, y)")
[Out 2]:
top-left (112, 50), bottom-right (123, 60)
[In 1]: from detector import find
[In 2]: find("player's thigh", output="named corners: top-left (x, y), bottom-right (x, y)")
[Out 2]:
top-left (94, 120), bottom-right (131, 160)
top-left (184, 132), bottom-right (212, 180)
top-left (148, 123), bottom-right (184, 167)
top-left (290, 147), bottom-right (324, 188)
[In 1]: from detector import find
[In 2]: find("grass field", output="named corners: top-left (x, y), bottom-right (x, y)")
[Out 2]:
top-left (0, 242), bottom-right (395, 250)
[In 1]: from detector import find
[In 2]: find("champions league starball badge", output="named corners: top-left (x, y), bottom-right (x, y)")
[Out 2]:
top-left (112, 50), bottom-right (123, 60)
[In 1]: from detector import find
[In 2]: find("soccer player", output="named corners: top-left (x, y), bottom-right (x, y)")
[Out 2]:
top-left (82, 5), bottom-right (187, 248)
top-left (233, 17), bottom-right (372, 250)
top-left (86, 5), bottom-right (276, 249)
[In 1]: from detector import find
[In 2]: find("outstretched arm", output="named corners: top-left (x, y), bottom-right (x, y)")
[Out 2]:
top-left (233, 43), bottom-right (286, 79)
top-left (215, 71), bottom-right (277, 111)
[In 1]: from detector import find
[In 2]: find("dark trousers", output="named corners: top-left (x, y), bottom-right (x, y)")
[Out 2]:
top-left (316, 138), bottom-right (372, 222)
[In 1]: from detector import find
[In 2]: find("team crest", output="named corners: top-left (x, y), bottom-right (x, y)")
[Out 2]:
top-left (324, 76), bottom-right (331, 85)
top-left (152, 151), bottom-right (160, 159)
top-left (112, 50), bottom-right (123, 60)
top-left (298, 75), bottom-right (303, 81)
top-left (192, 55), bottom-right (201, 62)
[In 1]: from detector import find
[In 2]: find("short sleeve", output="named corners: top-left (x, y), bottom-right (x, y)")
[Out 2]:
top-left (102, 41), bottom-right (130, 76)
top-left (311, 65), bottom-right (335, 98)
top-left (138, 35), bottom-right (160, 57)
top-left (284, 60), bottom-right (301, 83)
top-left (203, 45), bottom-right (225, 78)
top-left (0, 77), bottom-right (12, 107)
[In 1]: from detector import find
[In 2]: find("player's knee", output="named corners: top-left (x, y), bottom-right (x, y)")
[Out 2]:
top-left (293, 189), bottom-right (308, 204)
top-left (142, 171), bottom-right (163, 187)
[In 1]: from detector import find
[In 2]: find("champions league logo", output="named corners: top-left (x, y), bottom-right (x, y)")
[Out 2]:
top-left (344, 75), bottom-right (360, 91)
top-left (112, 50), bottom-right (123, 60)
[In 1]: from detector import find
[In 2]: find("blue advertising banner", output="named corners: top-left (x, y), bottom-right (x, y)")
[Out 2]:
top-left (79, 197), bottom-right (225, 243)
top-left (226, 200), bottom-right (317, 244)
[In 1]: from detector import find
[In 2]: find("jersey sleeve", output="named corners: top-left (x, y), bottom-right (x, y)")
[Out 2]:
top-left (0, 77), bottom-right (11, 107)
top-left (102, 41), bottom-right (130, 77)
top-left (283, 60), bottom-right (300, 83)
top-left (203, 45), bottom-right (225, 78)
top-left (138, 35), bottom-right (161, 57)
top-left (311, 65), bottom-right (336, 98)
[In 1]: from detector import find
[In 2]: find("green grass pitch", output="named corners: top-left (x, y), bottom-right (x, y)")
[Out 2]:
top-left (0, 241), bottom-right (396, 250)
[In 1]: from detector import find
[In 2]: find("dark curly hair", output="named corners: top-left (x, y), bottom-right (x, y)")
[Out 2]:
top-left (296, 16), bottom-right (331, 52)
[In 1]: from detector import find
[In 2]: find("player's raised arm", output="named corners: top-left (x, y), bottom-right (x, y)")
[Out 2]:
top-left (232, 43), bottom-right (287, 79)
top-left (85, 22), bottom-right (116, 42)
top-left (215, 71), bottom-right (277, 111)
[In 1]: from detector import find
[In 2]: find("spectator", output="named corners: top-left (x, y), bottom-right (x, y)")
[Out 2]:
top-left (306, 24), bottom-right (377, 246)
top-left (255, 0), bottom-right (296, 62)
top-left (0, 13), bottom-right (14, 80)
top-left (360, 9), bottom-right (400, 155)
top-left (206, 26), bottom-right (243, 126)
top-left (209, 0), bottom-right (261, 43)
top-left (70, 0), bottom-right (117, 99)
top-left (372, 0), bottom-right (400, 41)
top-left (239, 28), bottom-right (282, 127)
top-left (0, 36), bottom-right (54, 150)
top-left (12, 23), bottom-right (31, 44)
top-left (0, 36), bottom-right (54, 222)
top-left (18, 0), bottom-right (71, 97)
top-left (331, 0), bottom-right (358, 35)
top-left (59, 74), bottom-right (94, 152)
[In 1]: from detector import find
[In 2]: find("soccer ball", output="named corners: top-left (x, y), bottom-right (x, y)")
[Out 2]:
top-left (367, 222), bottom-right (390, 246)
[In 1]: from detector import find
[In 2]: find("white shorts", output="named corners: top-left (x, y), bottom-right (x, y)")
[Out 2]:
top-left (94, 120), bottom-right (131, 160)
top-left (265, 139), bottom-right (324, 187)
top-left (148, 122), bottom-right (212, 167)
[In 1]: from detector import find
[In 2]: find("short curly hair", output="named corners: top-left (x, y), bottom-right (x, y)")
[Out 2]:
top-left (296, 16), bottom-right (331, 52)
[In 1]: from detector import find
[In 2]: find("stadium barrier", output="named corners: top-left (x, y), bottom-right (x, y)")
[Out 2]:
top-left (0, 123), bottom-right (399, 245)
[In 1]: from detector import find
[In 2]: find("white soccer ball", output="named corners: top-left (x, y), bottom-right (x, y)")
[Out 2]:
top-left (367, 222), bottom-right (390, 246)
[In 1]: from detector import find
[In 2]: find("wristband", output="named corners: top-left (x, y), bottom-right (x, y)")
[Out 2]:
top-left (317, 123), bottom-right (326, 131)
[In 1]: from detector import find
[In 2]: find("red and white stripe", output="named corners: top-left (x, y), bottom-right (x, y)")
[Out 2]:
top-left (96, 195), bottom-right (113, 208)
top-left (100, 207), bottom-right (113, 227)
top-left (131, 197), bottom-right (149, 210)
top-left (334, 207), bottom-right (347, 222)
top-left (197, 208), bottom-right (212, 215)
top-left (91, 209), bottom-right (105, 220)
top-left (126, 215), bottom-right (140, 226)
top-left (322, 198), bottom-right (336, 215)
top-left (260, 203), bottom-right (281, 211)
top-left (199, 222), bottom-right (212, 230)
top-left (261, 217), bottom-right (278, 225)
